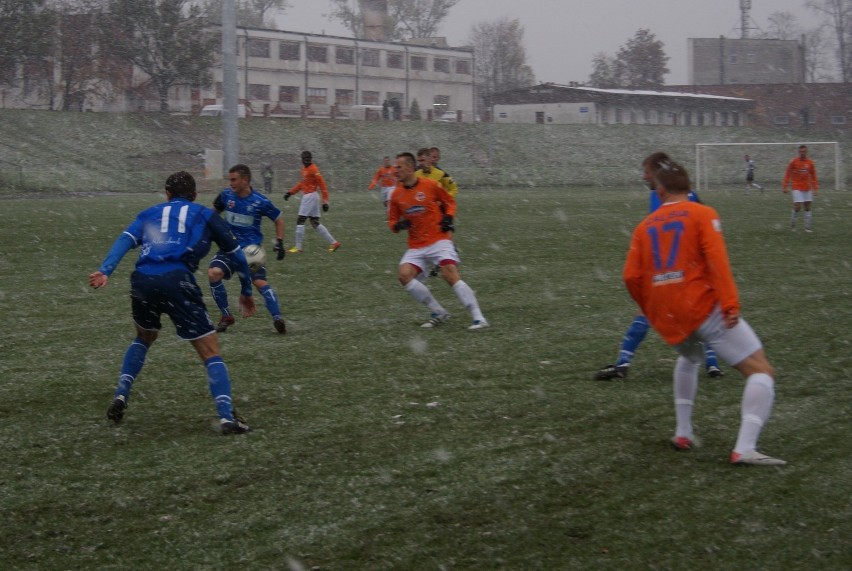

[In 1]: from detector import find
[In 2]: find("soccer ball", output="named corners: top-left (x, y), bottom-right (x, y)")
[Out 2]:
top-left (242, 244), bottom-right (266, 272)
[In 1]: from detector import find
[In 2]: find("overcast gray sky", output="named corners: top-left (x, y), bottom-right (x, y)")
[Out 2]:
top-left (276, 0), bottom-right (823, 85)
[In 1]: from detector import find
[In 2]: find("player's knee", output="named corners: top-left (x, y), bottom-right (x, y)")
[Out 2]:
top-left (309, 217), bottom-right (321, 228)
top-left (208, 266), bottom-right (224, 281)
top-left (296, 216), bottom-right (307, 225)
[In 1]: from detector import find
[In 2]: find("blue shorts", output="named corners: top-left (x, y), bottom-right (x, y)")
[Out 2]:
top-left (130, 270), bottom-right (215, 340)
top-left (209, 251), bottom-right (266, 282)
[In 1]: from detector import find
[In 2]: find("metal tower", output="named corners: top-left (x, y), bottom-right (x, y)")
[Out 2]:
top-left (740, 0), bottom-right (752, 38)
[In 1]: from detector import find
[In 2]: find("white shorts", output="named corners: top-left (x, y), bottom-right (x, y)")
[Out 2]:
top-left (380, 185), bottom-right (396, 204)
top-left (399, 239), bottom-right (461, 277)
top-left (791, 190), bottom-right (814, 203)
top-left (675, 306), bottom-right (762, 367)
top-left (297, 192), bottom-right (322, 217)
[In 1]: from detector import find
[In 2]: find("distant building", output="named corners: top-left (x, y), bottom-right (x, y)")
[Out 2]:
top-left (0, 21), bottom-right (475, 121)
top-left (490, 83), bottom-right (755, 127)
top-left (689, 37), bottom-right (805, 85)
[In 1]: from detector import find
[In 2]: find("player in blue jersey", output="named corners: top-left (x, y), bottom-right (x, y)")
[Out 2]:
top-left (207, 164), bottom-right (288, 334)
top-left (89, 171), bottom-right (256, 434)
top-left (595, 152), bottom-right (723, 381)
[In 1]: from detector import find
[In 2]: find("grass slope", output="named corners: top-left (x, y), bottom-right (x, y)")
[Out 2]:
top-left (0, 187), bottom-right (849, 570)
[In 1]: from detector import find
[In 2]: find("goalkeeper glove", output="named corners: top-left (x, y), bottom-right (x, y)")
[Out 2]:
top-left (274, 238), bottom-right (286, 260)
top-left (322, 203), bottom-right (329, 212)
top-left (283, 193), bottom-right (291, 201)
top-left (393, 219), bottom-right (411, 232)
top-left (440, 215), bottom-right (454, 233)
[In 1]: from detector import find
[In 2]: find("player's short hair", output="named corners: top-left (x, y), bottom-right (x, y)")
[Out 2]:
top-left (416, 147), bottom-right (431, 158)
top-left (165, 171), bottom-right (197, 200)
top-left (301, 150), bottom-right (312, 160)
top-left (430, 147), bottom-right (440, 153)
top-left (228, 164), bottom-right (251, 181)
top-left (396, 152), bottom-right (416, 169)
top-left (798, 145), bottom-right (807, 151)
top-left (653, 160), bottom-right (691, 194)
top-left (642, 151), bottom-right (672, 171)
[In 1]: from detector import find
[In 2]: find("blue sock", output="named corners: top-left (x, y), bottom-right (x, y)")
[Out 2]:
top-left (259, 284), bottom-right (281, 320)
top-left (617, 316), bottom-right (650, 367)
top-left (206, 356), bottom-right (234, 420)
top-left (115, 337), bottom-right (150, 401)
top-left (209, 280), bottom-right (231, 317)
top-left (704, 346), bottom-right (720, 369)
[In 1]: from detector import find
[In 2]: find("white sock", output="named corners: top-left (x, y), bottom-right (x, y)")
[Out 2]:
top-left (804, 211), bottom-right (812, 228)
top-left (294, 225), bottom-right (305, 248)
top-left (404, 280), bottom-right (446, 315)
top-left (452, 280), bottom-right (484, 322)
top-left (790, 210), bottom-right (798, 225)
top-left (316, 223), bottom-right (336, 244)
top-left (734, 373), bottom-right (775, 454)
top-left (673, 356), bottom-right (700, 439)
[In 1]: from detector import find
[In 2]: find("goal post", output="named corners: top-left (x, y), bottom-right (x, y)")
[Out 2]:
top-left (695, 141), bottom-right (843, 192)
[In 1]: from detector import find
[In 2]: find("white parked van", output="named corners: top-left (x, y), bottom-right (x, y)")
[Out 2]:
top-left (200, 104), bottom-right (247, 118)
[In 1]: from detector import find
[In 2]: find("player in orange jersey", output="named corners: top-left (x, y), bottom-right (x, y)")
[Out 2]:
top-left (284, 151), bottom-right (341, 253)
top-left (623, 159), bottom-right (785, 466)
top-left (368, 155), bottom-right (398, 210)
top-left (782, 145), bottom-right (819, 232)
top-left (388, 152), bottom-right (488, 330)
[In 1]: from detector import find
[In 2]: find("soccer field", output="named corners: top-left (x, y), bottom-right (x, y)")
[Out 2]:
top-left (1, 187), bottom-right (850, 569)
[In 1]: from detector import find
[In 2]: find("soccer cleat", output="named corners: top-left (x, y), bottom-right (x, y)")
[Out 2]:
top-left (220, 417), bottom-right (251, 435)
top-left (215, 315), bottom-right (235, 333)
top-left (804, 227), bottom-right (813, 233)
top-left (468, 319), bottom-right (490, 330)
top-left (421, 313), bottom-right (450, 328)
top-left (287, 246), bottom-right (302, 253)
top-left (706, 365), bottom-right (724, 378)
top-left (730, 450), bottom-right (786, 466)
top-left (273, 318), bottom-right (286, 334)
top-left (594, 364), bottom-right (628, 381)
top-left (328, 241), bottom-right (342, 253)
top-left (107, 395), bottom-right (127, 424)
top-left (671, 436), bottom-right (695, 450)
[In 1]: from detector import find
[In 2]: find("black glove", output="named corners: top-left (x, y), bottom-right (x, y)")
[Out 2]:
top-left (440, 215), bottom-right (454, 233)
top-left (322, 203), bottom-right (329, 212)
top-left (393, 219), bottom-right (411, 232)
top-left (274, 238), bottom-right (286, 260)
top-left (283, 193), bottom-right (290, 201)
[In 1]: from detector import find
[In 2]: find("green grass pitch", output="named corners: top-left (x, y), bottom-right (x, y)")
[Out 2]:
top-left (1, 186), bottom-right (849, 569)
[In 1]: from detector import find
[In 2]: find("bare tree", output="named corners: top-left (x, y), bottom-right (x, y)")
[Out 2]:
top-left (326, 0), bottom-right (459, 41)
top-left (199, 0), bottom-right (288, 28)
top-left (803, 26), bottom-right (835, 81)
top-left (761, 11), bottom-right (801, 40)
top-left (470, 17), bottom-right (534, 105)
top-left (0, 0), bottom-right (54, 88)
top-left (807, 0), bottom-right (852, 82)
top-left (101, 0), bottom-right (216, 112)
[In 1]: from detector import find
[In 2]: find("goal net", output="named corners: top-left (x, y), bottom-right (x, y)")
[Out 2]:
top-left (694, 141), bottom-right (843, 192)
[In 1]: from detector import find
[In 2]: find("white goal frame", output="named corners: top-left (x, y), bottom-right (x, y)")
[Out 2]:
top-left (695, 141), bottom-right (843, 192)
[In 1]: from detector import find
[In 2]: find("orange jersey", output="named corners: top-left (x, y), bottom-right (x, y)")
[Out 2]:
top-left (623, 200), bottom-right (740, 345)
top-left (289, 163), bottom-right (329, 201)
top-left (388, 177), bottom-right (457, 249)
top-left (782, 157), bottom-right (818, 191)
top-left (369, 166), bottom-right (397, 189)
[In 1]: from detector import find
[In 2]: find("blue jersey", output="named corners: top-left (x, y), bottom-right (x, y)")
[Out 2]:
top-left (648, 189), bottom-right (701, 213)
top-left (213, 188), bottom-right (282, 247)
top-left (99, 198), bottom-right (241, 277)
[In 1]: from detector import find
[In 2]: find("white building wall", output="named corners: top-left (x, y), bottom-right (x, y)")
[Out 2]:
top-left (493, 102), bottom-right (598, 124)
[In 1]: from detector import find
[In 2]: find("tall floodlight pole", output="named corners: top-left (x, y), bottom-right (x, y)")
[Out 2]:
top-left (740, 0), bottom-right (752, 39)
top-left (222, 0), bottom-right (239, 174)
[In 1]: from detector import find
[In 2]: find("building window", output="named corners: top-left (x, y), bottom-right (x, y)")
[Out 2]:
top-left (433, 95), bottom-right (449, 114)
top-left (362, 90), bottom-right (380, 105)
top-left (279, 86), bottom-right (299, 102)
top-left (455, 60), bottom-right (470, 74)
top-left (307, 45), bottom-right (328, 63)
top-left (720, 111), bottom-right (729, 126)
top-left (729, 53), bottom-right (738, 64)
top-left (830, 115), bottom-right (846, 124)
top-left (387, 52), bottom-right (404, 69)
top-left (773, 115), bottom-right (790, 125)
top-left (335, 89), bottom-right (354, 105)
top-left (336, 47), bottom-right (354, 65)
top-left (746, 53), bottom-right (756, 64)
top-left (248, 84), bottom-right (270, 100)
top-left (280, 41), bottom-right (300, 60)
top-left (362, 49), bottom-right (380, 67)
top-left (410, 55), bottom-right (426, 70)
top-left (434, 58), bottom-right (450, 73)
top-left (615, 108), bottom-right (623, 124)
top-left (247, 39), bottom-right (270, 58)
top-left (696, 111), bottom-right (705, 126)
top-left (307, 87), bottom-right (327, 104)
top-left (730, 111), bottom-right (739, 126)
top-left (387, 92), bottom-right (403, 105)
